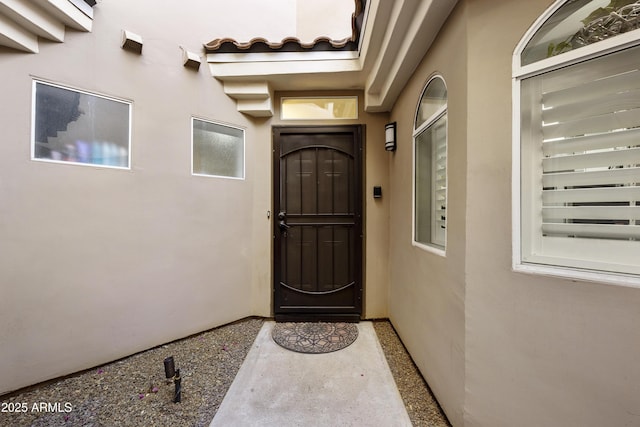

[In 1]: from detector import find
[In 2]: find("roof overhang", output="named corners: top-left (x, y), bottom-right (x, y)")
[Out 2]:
top-left (206, 0), bottom-right (459, 116)
top-left (0, 0), bottom-right (94, 53)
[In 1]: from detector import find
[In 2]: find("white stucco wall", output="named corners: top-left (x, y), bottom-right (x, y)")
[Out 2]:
top-left (205, 0), bottom-right (354, 43)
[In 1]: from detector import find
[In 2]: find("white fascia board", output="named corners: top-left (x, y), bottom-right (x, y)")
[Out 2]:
top-left (236, 98), bottom-right (274, 117)
top-left (363, 91), bottom-right (388, 113)
top-left (34, 0), bottom-right (92, 32)
top-left (365, 0), bottom-right (458, 112)
top-left (0, 0), bottom-right (65, 42)
top-left (209, 58), bottom-right (362, 80)
top-left (0, 12), bottom-right (38, 52)
top-left (207, 50), bottom-right (358, 64)
top-left (68, 0), bottom-right (93, 19)
top-left (223, 81), bottom-right (272, 100)
top-left (365, 0), bottom-right (410, 96)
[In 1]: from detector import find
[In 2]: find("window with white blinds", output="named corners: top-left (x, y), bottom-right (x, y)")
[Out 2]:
top-left (432, 115), bottom-right (447, 247)
top-left (517, 10), bottom-right (640, 279)
top-left (414, 75), bottom-right (447, 253)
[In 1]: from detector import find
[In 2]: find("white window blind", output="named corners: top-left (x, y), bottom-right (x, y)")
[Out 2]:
top-left (520, 44), bottom-right (640, 275)
top-left (415, 111), bottom-right (447, 250)
top-left (432, 115), bottom-right (447, 247)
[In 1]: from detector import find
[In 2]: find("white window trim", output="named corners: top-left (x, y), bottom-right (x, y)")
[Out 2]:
top-left (514, 27), bottom-right (640, 80)
top-left (412, 75), bottom-right (448, 256)
top-left (31, 79), bottom-right (132, 170)
top-left (511, 0), bottom-right (640, 288)
top-left (190, 116), bottom-right (246, 181)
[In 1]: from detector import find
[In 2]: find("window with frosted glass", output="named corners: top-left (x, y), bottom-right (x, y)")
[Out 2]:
top-left (515, 0), bottom-right (640, 279)
top-left (32, 81), bottom-right (131, 168)
top-left (414, 76), bottom-right (447, 251)
top-left (192, 118), bottom-right (244, 179)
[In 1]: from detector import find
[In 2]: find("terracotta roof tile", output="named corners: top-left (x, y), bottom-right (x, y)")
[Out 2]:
top-left (204, 36), bottom-right (357, 53)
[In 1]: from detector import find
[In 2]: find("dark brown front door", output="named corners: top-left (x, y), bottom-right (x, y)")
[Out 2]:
top-left (273, 125), bottom-right (363, 322)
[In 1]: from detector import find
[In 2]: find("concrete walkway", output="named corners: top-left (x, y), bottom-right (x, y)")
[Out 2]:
top-left (210, 321), bottom-right (412, 427)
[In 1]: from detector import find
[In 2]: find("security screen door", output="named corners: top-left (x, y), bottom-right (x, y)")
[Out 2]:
top-left (273, 126), bottom-right (363, 322)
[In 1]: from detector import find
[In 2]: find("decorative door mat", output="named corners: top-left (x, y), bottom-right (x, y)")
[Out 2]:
top-left (272, 322), bottom-right (359, 354)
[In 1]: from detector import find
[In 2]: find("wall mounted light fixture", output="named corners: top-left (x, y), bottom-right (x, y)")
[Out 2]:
top-left (385, 122), bottom-right (396, 151)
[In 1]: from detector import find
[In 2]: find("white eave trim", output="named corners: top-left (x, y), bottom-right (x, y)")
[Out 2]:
top-left (208, 56), bottom-right (362, 80)
top-left (68, 0), bottom-right (94, 19)
top-left (34, 0), bottom-right (92, 32)
top-left (207, 50), bottom-right (359, 63)
top-left (0, 0), bottom-right (93, 53)
top-left (208, 56), bottom-right (363, 118)
top-left (206, 0), bottom-right (459, 115)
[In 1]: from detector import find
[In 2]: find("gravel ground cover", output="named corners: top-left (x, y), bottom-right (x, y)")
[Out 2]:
top-left (1, 318), bottom-right (450, 427)
top-left (372, 320), bottom-right (451, 427)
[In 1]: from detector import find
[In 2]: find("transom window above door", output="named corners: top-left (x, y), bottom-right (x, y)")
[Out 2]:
top-left (281, 97), bottom-right (358, 120)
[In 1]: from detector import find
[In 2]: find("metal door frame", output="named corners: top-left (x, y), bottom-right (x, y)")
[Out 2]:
top-left (272, 125), bottom-right (363, 322)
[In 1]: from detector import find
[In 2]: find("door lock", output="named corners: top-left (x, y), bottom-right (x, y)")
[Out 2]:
top-left (278, 211), bottom-right (290, 230)
top-left (279, 220), bottom-right (290, 230)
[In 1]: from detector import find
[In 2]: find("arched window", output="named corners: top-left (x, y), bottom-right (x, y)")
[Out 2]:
top-left (414, 75), bottom-right (447, 253)
top-left (513, 0), bottom-right (640, 284)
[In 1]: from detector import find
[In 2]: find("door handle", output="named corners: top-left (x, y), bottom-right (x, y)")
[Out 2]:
top-left (277, 211), bottom-right (290, 231)
top-left (279, 220), bottom-right (290, 230)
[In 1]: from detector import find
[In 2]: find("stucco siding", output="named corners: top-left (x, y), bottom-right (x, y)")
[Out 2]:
top-left (0, 1), bottom-right (258, 395)
top-left (387, 3), bottom-right (468, 425)
top-left (464, 0), bottom-right (640, 425)
top-left (388, 0), bottom-right (640, 425)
